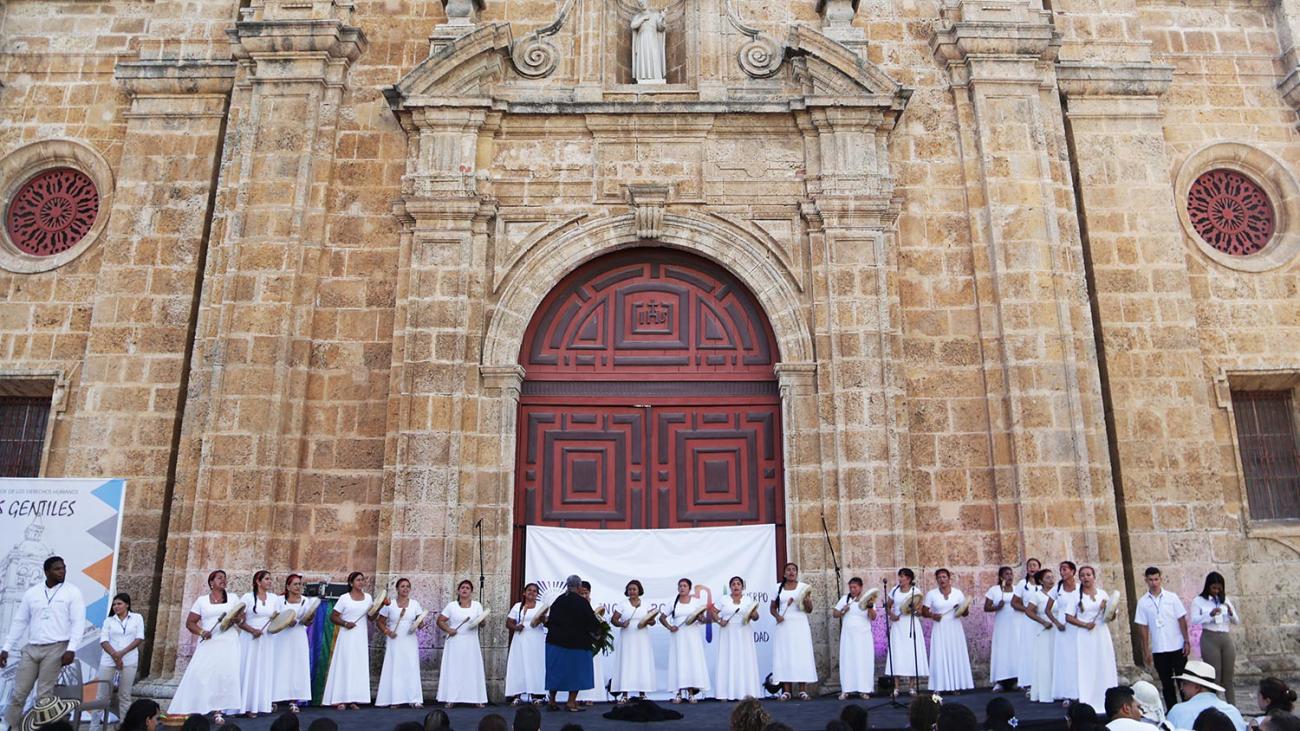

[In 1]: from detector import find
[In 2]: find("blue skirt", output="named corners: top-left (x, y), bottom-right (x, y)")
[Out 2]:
top-left (545, 644), bottom-right (595, 691)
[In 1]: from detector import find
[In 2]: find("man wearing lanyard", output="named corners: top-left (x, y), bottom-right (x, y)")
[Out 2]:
top-left (1133, 566), bottom-right (1190, 710)
top-left (0, 556), bottom-right (86, 731)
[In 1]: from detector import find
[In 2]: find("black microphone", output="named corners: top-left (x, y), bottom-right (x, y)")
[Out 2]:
top-left (474, 518), bottom-right (483, 528)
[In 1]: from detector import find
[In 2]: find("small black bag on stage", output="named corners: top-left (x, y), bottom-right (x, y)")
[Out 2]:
top-left (602, 699), bottom-right (684, 723)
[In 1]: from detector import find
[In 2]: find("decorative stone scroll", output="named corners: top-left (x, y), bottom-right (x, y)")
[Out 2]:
top-left (509, 0), bottom-right (576, 79)
top-left (724, 0), bottom-right (785, 78)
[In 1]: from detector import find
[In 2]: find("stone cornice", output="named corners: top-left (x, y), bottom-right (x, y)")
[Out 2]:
top-left (227, 18), bottom-right (367, 83)
top-left (930, 0), bottom-right (1059, 86)
top-left (1055, 62), bottom-right (1174, 98)
top-left (115, 60), bottom-right (238, 97)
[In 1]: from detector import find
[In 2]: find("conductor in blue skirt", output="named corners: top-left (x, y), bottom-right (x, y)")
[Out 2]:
top-left (545, 574), bottom-right (601, 713)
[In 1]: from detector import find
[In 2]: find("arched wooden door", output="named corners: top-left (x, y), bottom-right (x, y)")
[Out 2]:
top-left (512, 250), bottom-right (786, 584)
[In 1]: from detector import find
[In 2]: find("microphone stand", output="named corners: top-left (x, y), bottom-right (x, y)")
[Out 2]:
top-left (820, 513), bottom-right (843, 599)
top-left (867, 578), bottom-right (908, 710)
top-left (474, 518), bottom-right (485, 597)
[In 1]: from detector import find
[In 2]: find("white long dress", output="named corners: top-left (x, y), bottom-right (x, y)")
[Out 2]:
top-left (985, 585), bottom-right (1018, 684)
top-left (664, 599), bottom-right (711, 693)
top-left (884, 586), bottom-right (928, 677)
top-left (169, 595), bottom-right (244, 715)
top-left (834, 594), bottom-right (875, 695)
top-left (504, 603), bottom-right (548, 699)
top-left (577, 641), bottom-right (610, 702)
top-left (1013, 578), bottom-right (1039, 683)
top-left (612, 601), bottom-right (657, 694)
top-left (322, 592), bottom-right (372, 705)
top-left (1073, 590), bottom-right (1117, 712)
top-left (239, 592), bottom-right (283, 714)
top-left (1026, 588), bottom-right (1055, 703)
top-left (714, 597), bottom-right (760, 700)
top-left (271, 597), bottom-right (314, 703)
top-left (376, 599), bottom-right (424, 706)
top-left (924, 588), bottom-right (974, 692)
top-left (1050, 586), bottom-right (1080, 701)
top-left (436, 601), bottom-right (488, 704)
top-left (772, 583), bottom-right (817, 683)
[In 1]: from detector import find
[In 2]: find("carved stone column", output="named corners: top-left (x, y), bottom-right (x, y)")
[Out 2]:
top-left (930, 0), bottom-right (1119, 572)
top-left (156, 0), bottom-right (366, 679)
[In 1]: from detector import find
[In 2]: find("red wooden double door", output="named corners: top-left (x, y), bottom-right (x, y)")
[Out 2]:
top-left (512, 250), bottom-right (786, 579)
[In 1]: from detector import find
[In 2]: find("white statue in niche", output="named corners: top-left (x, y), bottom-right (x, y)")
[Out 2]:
top-left (631, 0), bottom-right (667, 84)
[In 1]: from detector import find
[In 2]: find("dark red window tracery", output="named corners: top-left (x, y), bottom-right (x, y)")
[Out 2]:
top-left (5, 168), bottom-right (100, 257)
top-left (1186, 169), bottom-right (1275, 257)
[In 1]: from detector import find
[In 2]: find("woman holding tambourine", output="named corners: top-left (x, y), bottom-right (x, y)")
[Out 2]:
top-left (270, 574), bottom-right (316, 713)
top-left (884, 567), bottom-right (928, 697)
top-left (832, 577), bottom-right (877, 699)
top-left (504, 582), bottom-right (548, 705)
top-left (169, 570), bottom-right (244, 723)
top-left (435, 579), bottom-right (489, 708)
top-left (922, 568), bottom-right (974, 693)
top-left (712, 576), bottom-right (761, 701)
top-left (769, 562), bottom-right (816, 701)
top-left (322, 571), bottom-right (382, 710)
top-left (660, 577), bottom-right (710, 703)
top-left (376, 577), bottom-right (425, 708)
top-left (610, 579), bottom-right (657, 702)
top-left (238, 570), bottom-right (282, 717)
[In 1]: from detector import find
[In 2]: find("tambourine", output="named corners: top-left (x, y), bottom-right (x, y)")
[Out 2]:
top-left (367, 589), bottom-right (389, 618)
top-left (301, 596), bottom-right (321, 620)
top-left (739, 600), bottom-right (760, 625)
top-left (465, 608), bottom-right (491, 629)
top-left (266, 609), bottom-right (297, 635)
top-left (409, 610), bottom-right (430, 634)
top-left (595, 605), bottom-right (607, 618)
top-left (792, 584), bottom-right (811, 605)
top-left (956, 595), bottom-right (972, 618)
top-left (636, 606), bottom-right (660, 629)
top-left (859, 588), bottom-right (881, 610)
top-left (1103, 591), bottom-right (1122, 623)
top-left (530, 601), bottom-right (551, 628)
top-left (901, 595), bottom-right (923, 615)
top-left (685, 604), bottom-right (708, 625)
top-left (218, 603), bottom-right (246, 632)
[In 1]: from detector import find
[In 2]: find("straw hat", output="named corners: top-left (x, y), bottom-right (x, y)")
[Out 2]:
top-left (20, 696), bottom-right (79, 731)
top-left (1132, 680), bottom-right (1166, 719)
top-left (1172, 660), bottom-right (1226, 694)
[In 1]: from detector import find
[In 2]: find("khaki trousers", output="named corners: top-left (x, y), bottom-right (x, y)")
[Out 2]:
top-left (4, 643), bottom-right (67, 728)
top-left (92, 664), bottom-right (137, 728)
top-left (1200, 631), bottom-right (1237, 705)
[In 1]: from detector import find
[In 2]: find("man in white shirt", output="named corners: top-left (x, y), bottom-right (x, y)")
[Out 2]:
top-left (1166, 660), bottom-right (1246, 731)
top-left (1107, 685), bottom-right (1154, 731)
top-left (0, 556), bottom-right (86, 730)
top-left (1133, 566), bottom-right (1190, 710)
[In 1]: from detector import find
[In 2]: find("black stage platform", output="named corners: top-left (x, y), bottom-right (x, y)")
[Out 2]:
top-left (220, 690), bottom-right (1070, 731)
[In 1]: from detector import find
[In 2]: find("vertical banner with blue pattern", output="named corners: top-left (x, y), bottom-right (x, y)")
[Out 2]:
top-left (0, 478), bottom-right (127, 708)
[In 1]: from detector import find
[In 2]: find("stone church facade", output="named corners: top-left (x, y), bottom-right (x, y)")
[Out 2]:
top-left (1, 0), bottom-right (1298, 692)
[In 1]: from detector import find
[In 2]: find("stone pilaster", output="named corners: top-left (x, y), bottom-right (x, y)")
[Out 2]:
top-left (1274, 0), bottom-right (1300, 116)
top-left (155, 0), bottom-right (365, 678)
top-left (63, 59), bottom-right (234, 675)
top-left (930, 1), bottom-right (1119, 577)
top-left (1056, 63), bottom-right (1231, 664)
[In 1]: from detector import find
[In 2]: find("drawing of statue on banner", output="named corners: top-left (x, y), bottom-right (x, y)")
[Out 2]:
top-left (631, 0), bottom-right (666, 84)
top-left (0, 479), bottom-right (127, 716)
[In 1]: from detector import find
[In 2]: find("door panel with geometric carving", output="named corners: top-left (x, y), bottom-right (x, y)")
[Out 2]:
top-left (513, 250), bottom-right (784, 581)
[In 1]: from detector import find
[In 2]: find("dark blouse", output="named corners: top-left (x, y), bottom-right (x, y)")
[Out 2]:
top-left (544, 590), bottom-right (600, 650)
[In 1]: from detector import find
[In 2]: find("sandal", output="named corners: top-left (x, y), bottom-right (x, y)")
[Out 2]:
top-left (778, 691), bottom-right (791, 702)
top-left (798, 691), bottom-right (811, 701)
top-left (289, 704), bottom-right (300, 715)
top-left (347, 704), bottom-right (360, 710)
top-left (671, 695), bottom-right (683, 705)
top-left (511, 698), bottom-right (523, 707)
top-left (335, 705), bottom-right (345, 712)
top-left (565, 706), bottom-right (585, 713)
top-left (213, 715), bottom-right (226, 727)
top-left (839, 692), bottom-right (849, 700)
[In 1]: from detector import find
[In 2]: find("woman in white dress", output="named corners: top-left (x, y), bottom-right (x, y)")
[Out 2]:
top-left (983, 566), bottom-right (1019, 691)
top-left (271, 574), bottom-right (314, 713)
top-left (237, 570), bottom-right (282, 717)
top-left (660, 577), bottom-right (710, 703)
top-left (577, 581), bottom-right (610, 704)
top-left (1069, 566), bottom-right (1116, 712)
top-left (610, 579), bottom-right (656, 701)
top-left (884, 567), bottom-right (928, 697)
top-left (1050, 561), bottom-right (1080, 705)
top-left (922, 568), bottom-right (973, 693)
top-left (1011, 558), bottom-right (1041, 688)
top-left (435, 579), bottom-right (488, 708)
top-left (376, 577), bottom-right (424, 708)
top-left (1025, 568), bottom-right (1060, 703)
top-left (323, 571), bottom-right (378, 710)
top-left (169, 570), bottom-right (243, 724)
top-left (711, 576), bottom-right (760, 701)
top-left (831, 577), bottom-right (876, 700)
top-left (769, 562), bottom-right (816, 701)
top-left (92, 592), bottom-right (145, 731)
top-left (505, 582), bottom-right (548, 705)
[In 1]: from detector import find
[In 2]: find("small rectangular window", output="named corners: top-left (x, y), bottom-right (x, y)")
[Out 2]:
top-left (0, 379), bottom-right (56, 478)
top-left (1231, 389), bottom-right (1300, 521)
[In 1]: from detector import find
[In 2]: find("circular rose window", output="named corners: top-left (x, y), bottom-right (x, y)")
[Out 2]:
top-left (1186, 169), bottom-right (1275, 256)
top-left (4, 167), bottom-right (100, 257)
